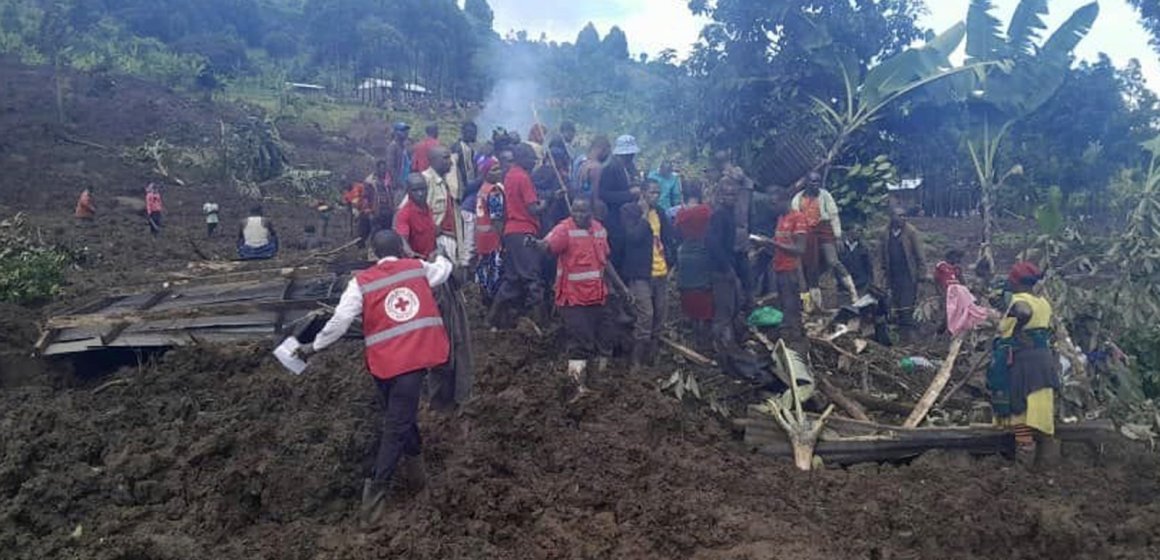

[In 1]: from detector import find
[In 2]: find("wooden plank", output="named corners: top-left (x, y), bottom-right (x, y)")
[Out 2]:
top-left (755, 432), bottom-right (1015, 466)
top-left (42, 338), bottom-right (105, 356)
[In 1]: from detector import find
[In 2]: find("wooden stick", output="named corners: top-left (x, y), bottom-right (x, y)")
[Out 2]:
top-left (809, 336), bottom-right (913, 393)
top-left (659, 336), bottom-right (715, 366)
top-left (903, 336), bottom-right (964, 428)
top-left (849, 390), bottom-right (916, 416)
top-left (92, 378), bottom-right (131, 395)
top-left (816, 374), bottom-right (872, 422)
top-left (531, 104), bottom-right (572, 210)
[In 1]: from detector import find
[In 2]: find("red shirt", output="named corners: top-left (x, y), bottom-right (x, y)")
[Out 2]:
top-left (503, 166), bottom-right (540, 235)
top-left (547, 217), bottom-right (610, 307)
top-left (773, 210), bottom-right (809, 272)
top-left (675, 204), bottom-right (711, 240)
top-left (475, 182), bottom-right (503, 255)
top-left (411, 138), bottom-right (441, 172)
top-left (394, 199), bottom-right (437, 258)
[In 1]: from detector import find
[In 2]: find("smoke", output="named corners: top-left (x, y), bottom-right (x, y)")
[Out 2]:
top-left (474, 43), bottom-right (546, 141)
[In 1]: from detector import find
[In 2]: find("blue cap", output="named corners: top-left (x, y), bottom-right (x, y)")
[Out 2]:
top-left (393, 122), bottom-right (411, 132)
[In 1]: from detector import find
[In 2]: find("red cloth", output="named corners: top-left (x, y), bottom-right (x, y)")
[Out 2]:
top-left (411, 138), bottom-right (441, 172)
top-left (475, 182), bottom-right (503, 255)
top-left (773, 210), bottom-right (809, 273)
top-left (145, 191), bottom-right (164, 214)
top-left (394, 199), bottom-right (438, 258)
top-left (356, 259), bottom-right (449, 380)
top-left (675, 204), bottom-right (711, 240)
top-left (680, 289), bottom-right (713, 321)
top-left (503, 166), bottom-right (540, 235)
top-left (345, 183), bottom-right (367, 213)
top-left (1008, 261), bottom-right (1042, 287)
top-left (935, 261), bottom-right (962, 292)
top-left (546, 217), bottom-right (610, 307)
top-left (75, 190), bottom-right (94, 218)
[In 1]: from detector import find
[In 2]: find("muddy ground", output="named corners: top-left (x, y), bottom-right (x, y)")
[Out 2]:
top-left (1, 59), bottom-right (1159, 559)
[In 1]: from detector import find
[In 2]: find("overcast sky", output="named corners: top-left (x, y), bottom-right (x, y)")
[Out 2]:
top-left (488, 0), bottom-right (1160, 90)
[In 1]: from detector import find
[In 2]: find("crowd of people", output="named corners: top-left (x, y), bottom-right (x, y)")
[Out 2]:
top-left (71, 118), bottom-right (1063, 523)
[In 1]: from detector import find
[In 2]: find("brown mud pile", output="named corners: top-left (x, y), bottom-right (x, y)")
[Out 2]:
top-left (2, 331), bottom-right (1159, 560)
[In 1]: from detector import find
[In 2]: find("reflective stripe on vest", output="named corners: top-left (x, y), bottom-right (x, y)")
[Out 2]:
top-left (568, 229), bottom-right (606, 238)
top-left (567, 270), bottom-right (602, 281)
top-left (477, 224), bottom-right (494, 233)
top-left (359, 268), bottom-right (426, 296)
top-left (364, 316), bottom-right (445, 347)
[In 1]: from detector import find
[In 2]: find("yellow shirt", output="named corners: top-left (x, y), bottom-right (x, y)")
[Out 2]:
top-left (999, 292), bottom-right (1052, 338)
top-left (648, 209), bottom-right (668, 277)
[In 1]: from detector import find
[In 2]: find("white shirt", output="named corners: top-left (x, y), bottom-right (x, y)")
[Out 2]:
top-left (242, 216), bottom-right (270, 247)
top-left (203, 202), bottom-right (219, 224)
top-left (790, 189), bottom-right (843, 238)
top-left (312, 255), bottom-right (453, 351)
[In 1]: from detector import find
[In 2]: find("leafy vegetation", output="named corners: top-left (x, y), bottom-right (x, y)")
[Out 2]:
top-left (0, 214), bottom-right (69, 305)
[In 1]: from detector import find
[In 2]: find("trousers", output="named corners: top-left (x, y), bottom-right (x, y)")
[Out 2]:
top-left (561, 304), bottom-right (610, 360)
top-left (371, 371), bottom-right (424, 483)
top-left (629, 276), bottom-right (668, 341)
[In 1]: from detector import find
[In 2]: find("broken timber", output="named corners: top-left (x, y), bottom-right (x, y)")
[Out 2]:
top-left (736, 405), bottom-right (1123, 466)
top-left (38, 265), bottom-right (363, 356)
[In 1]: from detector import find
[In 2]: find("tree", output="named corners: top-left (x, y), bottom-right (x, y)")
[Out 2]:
top-left (602, 25), bottom-right (629, 60)
top-left (575, 22), bottom-right (600, 55)
top-left (464, 0), bottom-right (494, 29)
top-left (952, 0), bottom-right (1099, 271)
top-left (1128, 0), bottom-right (1160, 55)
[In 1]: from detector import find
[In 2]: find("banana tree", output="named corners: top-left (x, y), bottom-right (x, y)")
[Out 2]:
top-left (810, 23), bottom-right (990, 184)
top-left (959, 0), bottom-right (1100, 273)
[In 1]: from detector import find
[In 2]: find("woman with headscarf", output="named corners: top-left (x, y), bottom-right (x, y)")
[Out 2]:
top-left (988, 261), bottom-right (1059, 464)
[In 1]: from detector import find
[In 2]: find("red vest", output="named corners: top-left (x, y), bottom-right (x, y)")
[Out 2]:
top-left (475, 182), bottom-right (503, 255)
top-left (551, 218), bottom-right (609, 307)
top-left (356, 259), bottom-right (449, 380)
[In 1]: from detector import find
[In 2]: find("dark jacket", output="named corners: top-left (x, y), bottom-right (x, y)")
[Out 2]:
top-left (597, 158), bottom-right (637, 235)
top-left (621, 205), bottom-right (676, 282)
top-left (707, 206), bottom-right (737, 274)
top-left (878, 223), bottom-right (926, 286)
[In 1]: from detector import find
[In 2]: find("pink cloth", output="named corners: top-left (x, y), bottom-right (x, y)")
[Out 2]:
top-left (145, 191), bottom-right (164, 214)
top-left (946, 284), bottom-right (990, 337)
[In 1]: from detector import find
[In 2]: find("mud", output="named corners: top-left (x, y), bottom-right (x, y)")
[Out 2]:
top-left (2, 59), bottom-right (1159, 559)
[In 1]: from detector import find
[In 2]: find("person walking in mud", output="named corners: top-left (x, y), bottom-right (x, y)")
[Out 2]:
top-left (792, 171), bottom-right (858, 310)
top-left (295, 230), bottom-right (453, 525)
top-left (145, 183), bottom-right (164, 237)
top-left (529, 198), bottom-right (628, 400)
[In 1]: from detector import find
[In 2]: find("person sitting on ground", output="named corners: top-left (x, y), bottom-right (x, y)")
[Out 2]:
top-left (237, 205), bottom-right (279, 260)
top-left (203, 201), bottom-right (220, 237)
top-left (75, 187), bottom-right (96, 220)
top-left (295, 229), bottom-right (453, 526)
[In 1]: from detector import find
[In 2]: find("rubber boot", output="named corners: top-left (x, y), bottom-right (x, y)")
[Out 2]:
top-left (359, 478), bottom-right (389, 529)
top-left (645, 340), bottom-right (658, 367)
top-left (630, 342), bottom-right (647, 374)
top-left (810, 287), bottom-right (827, 313)
top-left (567, 360), bottom-right (592, 401)
top-left (841, 275), bottom-right (859, 304)
top-left (800, 292), bottom-right (813, 315)
top-left (1036, 435), bottom-right (1061, 468)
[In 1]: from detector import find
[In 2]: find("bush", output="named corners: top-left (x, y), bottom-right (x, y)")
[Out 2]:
top-left (0, 247), bottom-right (68, 305)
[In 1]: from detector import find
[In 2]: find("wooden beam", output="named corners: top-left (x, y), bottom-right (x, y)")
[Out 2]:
top-left (904, 336), bottom-right (964, 428)
top-left (816, 374), bottom-right (872, 422)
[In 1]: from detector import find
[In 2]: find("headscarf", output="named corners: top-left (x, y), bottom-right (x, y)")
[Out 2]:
top-left (1008, 261), bottom-right (1042, 288)
top-left (479, 156), bottom-right (499, 179)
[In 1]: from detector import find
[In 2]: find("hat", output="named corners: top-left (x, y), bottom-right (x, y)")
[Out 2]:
top-left (1007, 261), bottom-right (1042, 288)
top-left (612, 135), bottom-right (640, 156)
top-left (392, 122), bottom-right (411, 132)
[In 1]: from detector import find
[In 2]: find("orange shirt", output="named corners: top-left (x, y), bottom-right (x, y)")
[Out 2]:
top-left (773, 210), bottom-right (809, 272)
top-left (798, 195), bottom-right (822, 228)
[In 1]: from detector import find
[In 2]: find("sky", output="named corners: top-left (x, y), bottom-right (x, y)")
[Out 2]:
top-left (488, 0), bottom-right (1160, 90)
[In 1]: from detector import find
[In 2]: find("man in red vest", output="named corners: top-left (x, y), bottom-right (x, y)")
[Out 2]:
top-left (531, 198), bottom-right (628, 400)
top-left (296, 229), bottom-right (453, 524)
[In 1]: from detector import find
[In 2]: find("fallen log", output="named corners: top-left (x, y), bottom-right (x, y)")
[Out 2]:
top-left (849, 390), bottom-right (916, 416)
top-left (816, 374), bottom-right (871, 422)
top-left (660, 336), bottom-right (715, 367)
top-left (810, 336), bottom-right (913, 393)
top-left (904, 336), bottom-right (964, 428)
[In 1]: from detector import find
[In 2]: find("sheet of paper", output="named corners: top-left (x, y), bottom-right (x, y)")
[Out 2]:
top-left (273, 336), bottom-right (308, 375)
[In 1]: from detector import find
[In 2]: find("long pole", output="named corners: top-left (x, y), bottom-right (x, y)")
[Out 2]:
top-left (530, 104), bottom-right (572, 211)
